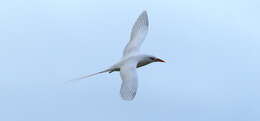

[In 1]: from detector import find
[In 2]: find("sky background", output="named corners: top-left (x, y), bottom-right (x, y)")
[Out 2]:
top-left (0, 0), bottom-right (260, 121)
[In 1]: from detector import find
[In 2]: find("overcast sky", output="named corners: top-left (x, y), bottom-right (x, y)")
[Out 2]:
top-left (0, 0), bottom-right (259, 121)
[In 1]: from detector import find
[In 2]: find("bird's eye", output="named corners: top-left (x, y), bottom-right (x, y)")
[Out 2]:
top-left (150, 57), bottom-right (155, 60)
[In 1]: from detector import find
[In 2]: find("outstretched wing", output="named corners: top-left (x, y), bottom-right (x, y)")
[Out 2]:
top-left (123, 11), bottom-right (149, 57)
top-left (120, 61), bottom-right (138, 100)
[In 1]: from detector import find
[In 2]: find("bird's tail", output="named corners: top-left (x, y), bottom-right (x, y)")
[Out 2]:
top-left (65, 69), bottom-right (111, 83)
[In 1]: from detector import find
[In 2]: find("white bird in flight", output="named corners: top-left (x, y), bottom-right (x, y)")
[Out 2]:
top-left (72, 11), bottom-right (165, 101)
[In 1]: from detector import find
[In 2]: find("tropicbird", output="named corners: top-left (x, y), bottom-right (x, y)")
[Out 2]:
top-left (72, 11), bottom-right (165, 101)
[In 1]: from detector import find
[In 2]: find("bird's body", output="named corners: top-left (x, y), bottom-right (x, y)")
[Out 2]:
top-left (71, 11), bottom-right (165, 101)
top-left (108, 54), bottom-right (155, 73)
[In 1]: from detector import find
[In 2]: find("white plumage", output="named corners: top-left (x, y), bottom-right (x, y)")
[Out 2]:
top-left (123, 11), bottom-right (149, 57)
top-left (70, 11), bottom-right (165, 101)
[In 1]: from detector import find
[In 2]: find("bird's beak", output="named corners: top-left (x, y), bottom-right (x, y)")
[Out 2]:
top-left (155, 58), bottom-right (166, 63)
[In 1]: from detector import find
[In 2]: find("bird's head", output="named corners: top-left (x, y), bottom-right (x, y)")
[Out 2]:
top-left (148, 56), bottom-right (166, 63)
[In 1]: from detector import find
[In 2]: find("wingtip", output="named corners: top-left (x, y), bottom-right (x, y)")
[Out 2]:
top-left (138, 10), bottom-right (149, 26)
top-left (120, 90), bottom-right (136, 101)
top-left (142, 10), bottom-right (147, 14)
top-left (121, 95), bottom-right (135, 101)
top-left (141, 10), bottom-right (148, 17)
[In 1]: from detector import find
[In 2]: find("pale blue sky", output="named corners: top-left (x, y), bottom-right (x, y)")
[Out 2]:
top-left (0, 0), bottom-right (259, 121)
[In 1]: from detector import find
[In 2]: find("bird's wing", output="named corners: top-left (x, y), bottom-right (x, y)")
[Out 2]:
top-left (123, 11), bottom-right (149, 57)
top-left (120, 61), bottom-right (138, 100)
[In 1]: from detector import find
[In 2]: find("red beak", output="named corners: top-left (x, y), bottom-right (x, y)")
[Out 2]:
top-left (155, 58), bottom-right (166, 63)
